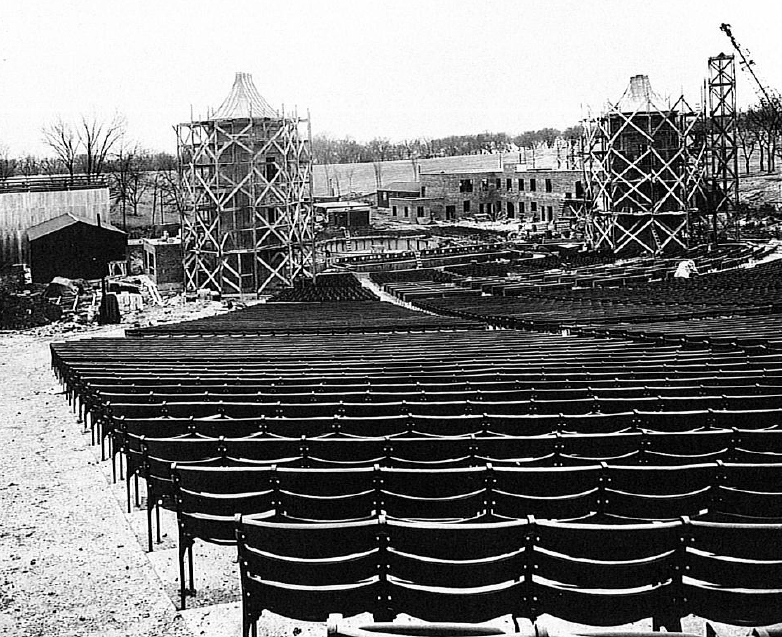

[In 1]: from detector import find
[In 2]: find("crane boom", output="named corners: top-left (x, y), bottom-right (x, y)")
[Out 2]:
top-left (720, 22), bottom-right (781, 119)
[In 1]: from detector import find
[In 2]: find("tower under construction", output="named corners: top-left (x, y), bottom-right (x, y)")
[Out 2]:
top-left (178, 72), bottom-right (313, 296)
top-left (583, 75), bottom-right (706, 256)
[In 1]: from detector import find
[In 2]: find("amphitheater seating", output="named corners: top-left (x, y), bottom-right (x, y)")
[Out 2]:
top-left (126, 301), bottom-right (484, 336)
top-left (375, 253), bottom-right (782, 331)
top-left (267, 273), bottom-right (379, 303)
top-left (170, 458), bottom-right (782, 608)
top-left (49, 263), bottom-right (782, 630)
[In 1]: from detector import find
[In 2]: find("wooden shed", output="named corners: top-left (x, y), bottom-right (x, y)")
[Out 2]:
top-left (27, 213), bottom-right (127, 283)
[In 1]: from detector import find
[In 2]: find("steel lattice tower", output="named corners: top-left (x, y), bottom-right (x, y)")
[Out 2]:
top-left (705, 53), bottom-right (740, 242)
top-left (178, 73), bottom-right (314, 296)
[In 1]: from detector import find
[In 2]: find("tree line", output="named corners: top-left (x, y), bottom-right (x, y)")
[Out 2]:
top-left (312, 127), bottom-right (584, 165)
top-left (0, 114), bottom-right (185, 228)
top-left (735, 102), bottom-right (781, 174)
top-left (1, 102), bottom-right (780, 223)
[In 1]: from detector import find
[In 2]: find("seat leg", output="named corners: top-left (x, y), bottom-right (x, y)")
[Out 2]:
top-left (188, 542), bottom-right (195, 594)
top-left (126, 476), bottom-right (131, 514)
top-left (179, 541), bottom-right (188, 610)
top-left (147, 499), bottom-right (154, 553)
top-left (653, 614), bottom-right (682, 632)
top-left (156, 502), bottom-right (162, 544)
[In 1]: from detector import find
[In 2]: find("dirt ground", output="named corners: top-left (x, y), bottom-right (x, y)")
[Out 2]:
top-left (0, 300), bottom-right (410, 637)
top-left (0, 300), bottom-right (232, 637)
top-left (0, 324), bottom-right (191, 636)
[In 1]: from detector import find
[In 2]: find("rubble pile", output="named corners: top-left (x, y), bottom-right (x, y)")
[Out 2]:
top-left (0, 267), bottom-right (62, 329)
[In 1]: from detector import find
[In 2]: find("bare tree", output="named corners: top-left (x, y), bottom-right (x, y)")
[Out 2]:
top-left (0, 144), bottom-right (16, 181)
top-left (109, 143), bottom-right (149, 230)
top-left (736, 110), bottom-right (759, 175)
top-left (331, 167), bottom-right (343, 198)
top-left (148, 152), bottom-right (186, 224)
top-left (17, 155), bottom-right (40, 177)
top-left (42, 117), bottom-right (80, 181)
top-left (344, 164), bottom-right (355, 195)
top-left (79, 113), bottom-right (126, 183)
top-left (372, 160), bottom-right (383, 193)
top-left (127, 164), bottom-right (150, 216)
top-left (158, 167), bottom-right (187, 220)
top-left (39, 157), bottom-right (63, 176)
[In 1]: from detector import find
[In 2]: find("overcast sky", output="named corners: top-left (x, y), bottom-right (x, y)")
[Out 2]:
top-left (1, 0), bottom-right (780, 156)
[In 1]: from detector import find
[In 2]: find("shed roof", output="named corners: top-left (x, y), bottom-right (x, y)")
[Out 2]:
top-left (210, 72), bottom-right (279, 120)
top-left (381, 182), bottom-right (421, 193)
top-left (27, 213), bottom-right (125, 242)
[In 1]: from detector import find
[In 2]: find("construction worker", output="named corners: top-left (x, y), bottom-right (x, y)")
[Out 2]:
top-left (674, 259), bottom-right (699, 279)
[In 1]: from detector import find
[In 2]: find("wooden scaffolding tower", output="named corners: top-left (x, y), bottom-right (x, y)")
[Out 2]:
top-left (583, 75), bottom-right (706, 256)
top-left (178, 73), bottom-right (314, 296)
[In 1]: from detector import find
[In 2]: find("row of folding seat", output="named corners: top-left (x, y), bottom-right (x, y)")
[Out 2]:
top-left (100, 394), bottom-right (782, 424)
top-left (66, 349), bottom-right (725, 391)
top-left (124, 427), bottom-right (782, 467)
top-left (108, 409), bottom-right (782, 470)
top-left (149, 459), bottom-right (782, 562)
top-left (70, 357), bottom-right (778, 396)
top-left (95, 382), bottom-right (782, 405)
top-left (126, 300), bottom-right (487, 336)
top-left (58, 344), bottom-right (728, 376)
top-left (80, 375), bottom-right (782, 413)
top-left (50, 329), bottom-right (742, 363)
top-left (88, 371), bottom-right (782, 395)
top-left (57, 342), bottom-right (776, 403)
top-left (232, 514), bottom-right (782, 629)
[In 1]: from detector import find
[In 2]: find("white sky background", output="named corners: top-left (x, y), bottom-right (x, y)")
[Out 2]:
top-left (1, 0), bottom-right (781, 156)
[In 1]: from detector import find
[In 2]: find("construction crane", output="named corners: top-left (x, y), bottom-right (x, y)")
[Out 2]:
top-left (719, 22), bottom-right (781, 121)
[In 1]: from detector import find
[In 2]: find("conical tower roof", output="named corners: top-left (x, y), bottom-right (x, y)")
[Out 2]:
top-left (210, 72), bottom-right (278, 120)
top-left (614, 75), bottom-right (664, 113)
